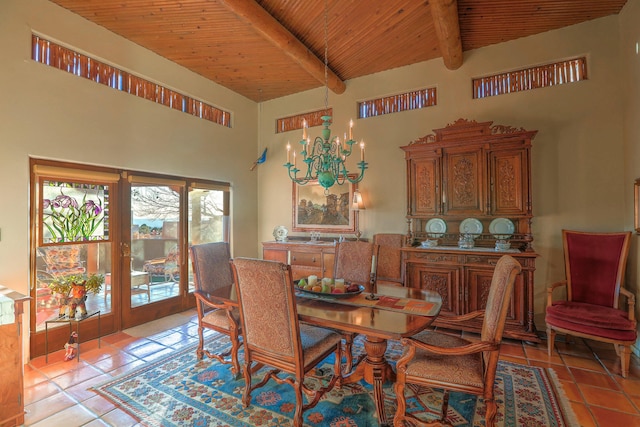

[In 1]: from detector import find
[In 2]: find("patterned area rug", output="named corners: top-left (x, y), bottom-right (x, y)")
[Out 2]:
top-left (92, 335), bottom-right (578, 426)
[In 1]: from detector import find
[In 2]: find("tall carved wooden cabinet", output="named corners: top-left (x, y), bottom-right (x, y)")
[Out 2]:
top-left (400, 119), bottom-right (539, 342)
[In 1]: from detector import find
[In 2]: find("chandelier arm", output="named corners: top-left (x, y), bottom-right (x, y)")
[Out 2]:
top-left (342, 140), bottom-right (356, 157)
top-left (344, 163), bottom-right (368, 184)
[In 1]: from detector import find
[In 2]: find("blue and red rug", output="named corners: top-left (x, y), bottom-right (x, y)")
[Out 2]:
top-left (92, 335), bottom-right (577, 426)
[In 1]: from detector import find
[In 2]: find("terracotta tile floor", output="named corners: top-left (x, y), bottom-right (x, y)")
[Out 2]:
top-left (23, 310), bottom-right (640, 426)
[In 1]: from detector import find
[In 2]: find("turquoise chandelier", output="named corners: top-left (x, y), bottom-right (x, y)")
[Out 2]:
top-left (285, 116), bottom-right (367, 190)
top-left (284, 0), bottom-right (368, 191)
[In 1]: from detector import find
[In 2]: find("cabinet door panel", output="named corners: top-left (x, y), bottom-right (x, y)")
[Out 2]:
top-left (406, 262), bottom-right (460, 315)
top-left (490, 149), bottom-right (528, 216)
top-left (410, 156), bottom-right (441, 215)
top-left (444, 149), bottom-right (484, 215)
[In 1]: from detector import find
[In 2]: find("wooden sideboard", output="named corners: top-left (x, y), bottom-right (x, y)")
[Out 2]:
top-left (400, 119), bottom-right (539, 342)
top-left (262, 241), bottom-right (336, 280)
top-left (0, 286), bottom-right (29, 427)
top-left (401, 247), bottom-right (538, 341)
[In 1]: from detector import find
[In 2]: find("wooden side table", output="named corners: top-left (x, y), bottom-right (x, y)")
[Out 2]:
top-left (45, 311), bottom-right (101, 362)
top-left (0, 286), bottom-right (29, 427)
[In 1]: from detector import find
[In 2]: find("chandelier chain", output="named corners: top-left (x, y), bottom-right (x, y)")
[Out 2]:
top-left (323, 0), bottom-right (329, 112)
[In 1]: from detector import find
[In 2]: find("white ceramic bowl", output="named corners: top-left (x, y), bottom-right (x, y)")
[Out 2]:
top-left (420, 239), bottom-right (438, 248)
top-left (495, 242), bottom-right (511, 251)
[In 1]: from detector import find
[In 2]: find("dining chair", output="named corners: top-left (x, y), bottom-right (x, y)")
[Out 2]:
top-left (546, 230), bottom-right (635, 377)
top-left (333, 240), bottom-right (380, 372)
top-left (333, 240), bottom-right (380, 292)
top-left (231, 257), bottom-right (343, 427)
top-left (372, 233), bottom-right (405, 286)
top-left (394, 255), bottom-right (522, 427)
top-left (190, 242), bottom-right (241, 376)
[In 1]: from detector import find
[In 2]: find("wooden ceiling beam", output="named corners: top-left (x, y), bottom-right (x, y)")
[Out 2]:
top-left (430, 0), bottom-right (463, 70)
top-left (217, 0), bottom-right (346, 94)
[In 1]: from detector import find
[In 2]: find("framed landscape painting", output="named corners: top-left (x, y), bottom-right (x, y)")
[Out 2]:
top-left (292, 178), bottom-right (356, 233)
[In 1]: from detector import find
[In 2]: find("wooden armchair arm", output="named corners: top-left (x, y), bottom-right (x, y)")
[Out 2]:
top-left (437, 310), bottom-right (484, 323)
top-left (194, 290), bottom-right (228, 311)
top-left (546, 280), bottom-right (567, 307)
top-left (620, 287), bottom-right (636, 322)
top-left (400, 337), bottom-right (498, 358)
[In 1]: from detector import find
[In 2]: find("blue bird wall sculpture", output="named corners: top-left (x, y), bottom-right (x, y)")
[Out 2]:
top-left (250, 148), bottom-right (267, 171)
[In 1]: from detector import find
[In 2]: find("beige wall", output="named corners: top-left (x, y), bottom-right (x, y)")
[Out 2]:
top-left (0, 0), bottom-right (260, 357)
top-left (258, 12), bottom-right (634, 335)
top-left (622, 4), bottom-right (640, 286)
top-left (622, 0), bottom-right (640, 353)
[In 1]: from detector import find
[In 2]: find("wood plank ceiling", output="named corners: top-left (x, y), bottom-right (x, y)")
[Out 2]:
top-left (48, 0), bottom-right (628, 102)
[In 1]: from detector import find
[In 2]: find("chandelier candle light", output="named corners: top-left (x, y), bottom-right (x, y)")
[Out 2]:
top-left (284, 0), bottom-right (368, 191)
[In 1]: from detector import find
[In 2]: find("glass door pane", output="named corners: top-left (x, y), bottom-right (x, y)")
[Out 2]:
top-left (130, 184), bottom-right (182, 308)
top-left (187, 187), bottom-right (229, 293)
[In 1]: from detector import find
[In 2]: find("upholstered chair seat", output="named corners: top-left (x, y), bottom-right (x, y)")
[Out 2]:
top-left (202, 307), bottom-right (240, 330)
top-left (401, 331), bottom-right (484, 388)
top-left (299, 324), bottom-right (343, 366)
top-left (547, 302), bottom-right (636, 340)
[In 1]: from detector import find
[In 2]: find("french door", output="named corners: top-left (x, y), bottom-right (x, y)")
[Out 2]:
top-left (122, 175), bottom-right (188, 328)
top-left (30, 160), bottom-right (230, 356)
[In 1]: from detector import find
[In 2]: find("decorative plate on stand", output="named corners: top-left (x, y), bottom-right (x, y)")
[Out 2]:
top-left (425, 218), bottom-right (447, 238)
top-left (273, 225), bottom-right (288, 242)
top-left (489, 218), bottom-right (515, 240)
top-left (460, 218), bottom-right (483, 237)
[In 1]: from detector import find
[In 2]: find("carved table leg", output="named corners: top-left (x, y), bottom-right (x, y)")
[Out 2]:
top-left (342, 335), bottom-right (395, 425)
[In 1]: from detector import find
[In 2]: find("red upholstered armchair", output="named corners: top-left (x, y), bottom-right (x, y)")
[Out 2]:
top-left (546, 230), bottom-right (636, 377)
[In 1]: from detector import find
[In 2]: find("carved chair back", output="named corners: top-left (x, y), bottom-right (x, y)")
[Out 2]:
top-left (190, 242), bottom-right (233, 295)
top-left (563, 230), bottom-right (631, 308)
top-left (231, 257), bottom-right (301, 366)
top-left (372, 233), bottom-right (404, 285)
top-left (333, 241), bottom-right (380, 292)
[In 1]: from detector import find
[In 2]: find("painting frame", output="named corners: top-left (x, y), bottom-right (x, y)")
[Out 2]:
top-left (292, 177), bottom-right (357, 233)
top-left (635, 178), bottom-right (640, 233)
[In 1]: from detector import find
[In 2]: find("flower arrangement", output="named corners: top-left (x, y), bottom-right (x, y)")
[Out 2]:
top-left (48, 273), bottom-right (105, 296)
top-left (43, 191), bottom-right (104, 242)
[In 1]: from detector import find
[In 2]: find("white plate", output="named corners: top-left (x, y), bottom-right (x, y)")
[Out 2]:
top-left (460, 218), bottom-right (483, 237)
top-left (489, 218), bottom-right (515, 239)
top-left (425, 218), bottom-right (447, 238)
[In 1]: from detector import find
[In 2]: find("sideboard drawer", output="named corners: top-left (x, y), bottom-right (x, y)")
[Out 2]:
top-left (290, 251), bottom-right (322, 267)
top-left (262, 241), bottom-right (336, 281)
